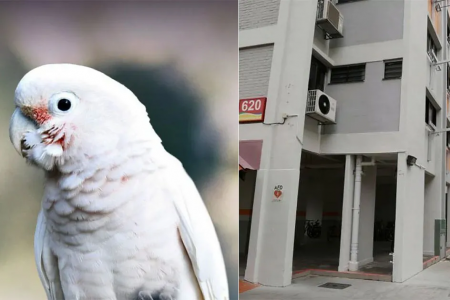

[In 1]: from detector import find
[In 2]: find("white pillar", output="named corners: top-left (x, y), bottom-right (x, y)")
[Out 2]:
top-left (441, 0), bottom-right (449, 252)
top-left (357, 166), bottom-right (377, 267)
top-left (244, 0), bottom-right (318, 287)
top-left (245, 168), bottom-right (301, 286)
top-left (339, 155), bottom-right (355, 271)
top-left (393, 0), bottom-right (428, 283)
top-left (393, 153), bottom-right (425, 283)
top-left (348, 155), bottom-right (362, 271)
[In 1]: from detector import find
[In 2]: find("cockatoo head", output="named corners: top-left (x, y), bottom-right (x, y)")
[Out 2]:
top-left (9, 63), bottom-right (158, 171)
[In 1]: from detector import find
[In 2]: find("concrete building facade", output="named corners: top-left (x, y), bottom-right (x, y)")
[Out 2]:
top-left (239, 0), bottom-right (450, 286)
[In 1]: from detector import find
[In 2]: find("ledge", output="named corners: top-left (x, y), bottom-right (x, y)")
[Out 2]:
top-left (239, 25), bottom-right (277, 49)
top-left (312, 44), bottom-right (335, 68)
top-left (320, 131), bottom-right (404, 155)
top-left (329, 39), bottom-right (403, 66)
top-left (426, 86), bottom-right (442, 111)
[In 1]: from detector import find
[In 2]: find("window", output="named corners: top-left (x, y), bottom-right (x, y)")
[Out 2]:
top-left (330, 64), bottom-right (366, 84)
top-left (427, 33), bottom-right (437, 53)
top-left (425, 97), bottom-right (437, 127)
top-left (447, 65), bottom-right (450, 90)
top-left (384, 59), bottom-right (402, 80)
top-left (427, 33), bottom-right (438, 62)
top-left (447, 26), bottom-right (450, 45)
top-left (447, 131), bottom-right (450, 147)
top-left (308, 56), bottom-right (327, 91)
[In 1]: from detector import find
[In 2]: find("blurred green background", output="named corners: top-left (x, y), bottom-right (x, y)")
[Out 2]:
top-left (0, 1), bottom-right (238, 299)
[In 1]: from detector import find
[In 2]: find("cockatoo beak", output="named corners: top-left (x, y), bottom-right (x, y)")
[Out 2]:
top-left (9, 107), bottom-right (37, 156)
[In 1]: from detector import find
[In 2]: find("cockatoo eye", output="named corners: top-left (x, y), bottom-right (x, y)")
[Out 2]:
top-left (48, 92), bottom-right (79, 115)
top-left (57, 99), bottom-right (71, 111)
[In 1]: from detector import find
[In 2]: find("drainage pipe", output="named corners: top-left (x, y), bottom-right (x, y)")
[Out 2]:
top-left (348, 155), bottom-right (363, 271)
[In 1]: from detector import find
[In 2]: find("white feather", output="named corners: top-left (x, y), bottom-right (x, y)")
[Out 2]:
top-left (34, 209), bottom-right (65, 300)
top-left (159, 151), bottom-right (229, 300)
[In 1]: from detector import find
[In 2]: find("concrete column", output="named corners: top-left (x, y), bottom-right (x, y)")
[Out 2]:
top-left (423, 0), bottom-right (446, 257)
top-left (394, 0), bottom-right (428, 284)
top-left (442, 0), bottom-right (450, 252)
top-left (393, 153), bottom-right (425, 283)
top-left (245, 168), bottom-right (301, 286)
top-left (357, 166), bottom-right (377, 267)
top-left (349, 155), bottom-right (363, 271)
top-left (339, 155), bottom-right (355, 272)
top-left (244, 0), bottom-right (318, 287)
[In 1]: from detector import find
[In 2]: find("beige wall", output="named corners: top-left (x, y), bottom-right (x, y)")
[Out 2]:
top-left (0, 46), bottom-right (46, 299)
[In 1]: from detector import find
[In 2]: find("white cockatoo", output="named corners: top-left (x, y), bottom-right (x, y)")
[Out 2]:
top-left (9, 64), bottom-right (229, 300)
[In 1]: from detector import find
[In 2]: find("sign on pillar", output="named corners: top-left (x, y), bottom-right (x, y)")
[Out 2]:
top-left (273, 185), bottom-right (284, 202)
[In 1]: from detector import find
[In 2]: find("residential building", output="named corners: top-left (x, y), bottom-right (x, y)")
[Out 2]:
top-left (239, 0), bottom-right (450, 286)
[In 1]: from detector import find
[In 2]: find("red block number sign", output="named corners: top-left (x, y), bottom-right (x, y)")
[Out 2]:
top-left (239, 97), bottom-right (267, 123)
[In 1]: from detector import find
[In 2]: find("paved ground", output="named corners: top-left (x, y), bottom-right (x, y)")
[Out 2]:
top-left (240, 241), bottom-right (403, 277)
top-left (240, 259), bottom-right (450, 300)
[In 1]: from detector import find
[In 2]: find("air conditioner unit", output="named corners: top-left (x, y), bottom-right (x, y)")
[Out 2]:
top-left (316, 0), bottom-right (344, 39)
top-left (306, 90), bottom-right (337, 124)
